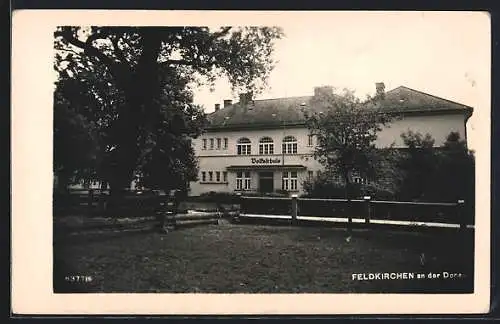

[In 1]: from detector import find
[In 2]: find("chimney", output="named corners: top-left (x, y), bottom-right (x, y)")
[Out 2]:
top-left (376, 82), bottom-right (385, 98)
top-left (214, 103), bottom-right (220, 111)
top-left (314, 86), bottom-right (334, 97)
top-left (223, 99), bottom-right (232, 108)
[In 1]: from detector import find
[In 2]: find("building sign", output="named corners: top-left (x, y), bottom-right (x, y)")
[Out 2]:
top-left (251, 157), bottom-right (281, 164)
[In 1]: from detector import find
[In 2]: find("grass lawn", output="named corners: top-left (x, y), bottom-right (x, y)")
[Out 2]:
top-left (54, 222), bottom-right (473, 293)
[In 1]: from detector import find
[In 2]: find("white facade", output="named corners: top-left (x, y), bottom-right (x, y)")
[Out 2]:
top-left (189, 127), bottom-right (322, 196)
top-left (377, 113), bottom-right (468, 147)
top-left (188, 112), bottom-right (469, 196)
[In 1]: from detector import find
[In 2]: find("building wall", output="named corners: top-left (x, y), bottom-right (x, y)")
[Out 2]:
top-left (190, 127), bottom-right (323, 196)
top-left (189, 112), bottom-right (468, 196)
top-left (193, 127), bottom-right (316, 156)
top-left (376, 112), bottom-right (467, 147)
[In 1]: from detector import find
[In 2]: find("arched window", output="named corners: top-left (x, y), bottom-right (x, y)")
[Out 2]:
top-left (259, 137), bottom-right (274, 155)
top-left (282, 136), bottom-right (298, 154)
top-left (237, 137), bottom-right (251, 155)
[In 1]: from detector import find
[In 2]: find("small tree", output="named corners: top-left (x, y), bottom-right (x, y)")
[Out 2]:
top-left (305, 88), bottom-right (394, 198)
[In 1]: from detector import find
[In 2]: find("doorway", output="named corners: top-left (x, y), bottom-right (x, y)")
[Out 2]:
top-left (259, 172), bottom-right (274, 193)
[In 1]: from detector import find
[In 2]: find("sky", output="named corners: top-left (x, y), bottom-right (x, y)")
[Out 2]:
top-left (191, 12), bottom-right (490, 151)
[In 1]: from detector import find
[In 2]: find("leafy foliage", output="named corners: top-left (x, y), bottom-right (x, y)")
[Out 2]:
top-left (53, 88), bottom-right (99, 190)
top-left (53, 26), bottom-right (284, 195)
top-left (396, 130), bottom-right (440, 200)
top-left (301, 171), bottom-right (396, 200)
top-left (396, 131), bottom-right (475, 203)
top-left (304, 88), bottom-right (395, 197)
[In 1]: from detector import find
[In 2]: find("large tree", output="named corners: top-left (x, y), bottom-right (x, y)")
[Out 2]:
top-left (53, 26), bottom-right (284, 198)
top-left (53, 83), bottom-right (99, 192)
top-left (305, 88), bottom-right (394, 198)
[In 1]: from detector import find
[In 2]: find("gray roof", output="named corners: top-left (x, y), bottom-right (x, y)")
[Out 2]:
top-left (206, 85), bottom-right (473, 131)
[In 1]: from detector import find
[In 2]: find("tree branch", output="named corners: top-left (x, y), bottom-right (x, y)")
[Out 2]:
top-left (56, 47), bottom-right (82, 56)
top-left (211, 26), bottom-right (232, 39)
top-left (161, 59), bottom-right (192, 66)
top-left (55, 30), bottom-right (118, 76)
top-left (111, 36), bottom-right (128, 64)
top-left (160, 59), bottom-right (212, 70)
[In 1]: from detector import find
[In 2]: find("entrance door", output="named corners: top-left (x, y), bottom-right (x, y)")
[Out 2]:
top-left (259, 172), bottom-right (274, 193)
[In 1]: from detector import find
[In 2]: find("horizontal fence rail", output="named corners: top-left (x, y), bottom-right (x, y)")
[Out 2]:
top-left (238, 195), bottom-right (473, 230)
top-left (240, 196), bottom-right (292, 216)
top-left (54, 189), bottom-right (170, 217)
top-left (55, 189), bottom-right (474, 231)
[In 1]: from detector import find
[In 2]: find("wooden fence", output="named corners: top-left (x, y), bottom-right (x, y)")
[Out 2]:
top-left (55, 189), bottom-right (473, 231)
top-left (53, 189), bottom-right (237, 232)
top-left (53, 189), bottom-right (169, 217)
top-left (237, 194), bottom-right (473, 231)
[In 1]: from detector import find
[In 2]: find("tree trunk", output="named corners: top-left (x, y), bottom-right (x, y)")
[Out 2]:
top-left (104, 30), bottom-right (164, 218)
top-left (343, 171), bottom-right (350, 200)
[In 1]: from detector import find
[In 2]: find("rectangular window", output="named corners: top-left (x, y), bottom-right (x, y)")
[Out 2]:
top-left (282, 143), bottom-right (297, 154)
top-left (244, 171), bottom-right (251, 190)
top-left (353, 177), bottom-right (368, 185)
top-left (236, 171), bottom-right (243, 190)
top-left (352, 170), bottom-right (368, 185)
top-left (316, 170), bottom-right (322, 178)
top-left (202, 139), bottom-right (207, 150)
top-left (237, 171), bottom-right (251, 190)
top-left (259, 143), bottom-right (274, 155)
top-left (282, 171), bottom-right (297, 190)
top-left (223, 171), bottom-right (227, 182)
top-left (209, 138), bottom-right (214, 150)
top-left (216, 171), bottom-right (221, 182)
top-left (308, 171), bottom-right (313, 179)
top-left (290, 171), bottom-right (298, 190)
top-left (282, 172), bottom-right (289, 191)
top-left (217, 138), bottom-right (221, 150)
top-left (308, 135), bottom-right (314, 147)
top-left (237, 144), bottom-right (251, 155)
top-left (201, 171), bottom-right (206, 182)
top-left (223, 138), bottom-right (228, 150)
top-left (208, 171), bottom-right (213, 182)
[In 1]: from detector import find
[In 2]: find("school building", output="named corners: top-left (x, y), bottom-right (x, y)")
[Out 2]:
top-left (188, 83), bottom-right (473, 196)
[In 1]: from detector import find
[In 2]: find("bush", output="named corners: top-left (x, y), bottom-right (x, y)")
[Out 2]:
top-left (196, 190), bottom-right (289, 204)
top-left (302, 179), bottom-right (396, 200)
top-left (198, 191), bottom-right (240, 204)
top-left (243, 191), bottom-right (289, 198)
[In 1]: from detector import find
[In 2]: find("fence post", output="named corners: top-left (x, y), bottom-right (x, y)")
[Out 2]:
top-left (346, 198), bottom-right (353, 233)
top-left (291, 194), bottom-right (298, 225)
top-left (88, 189), bottom-right (94, 213)
top-left (159, 190), bottom-right (179, 232)
top-left (457, 199), bottom-right (465, 231)
top-left (234, 192), bottom-right (242, 222)
top-left (98, 190), bottom-right (107, 213)
top-left (364, 196), bottom-right (372, 225)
